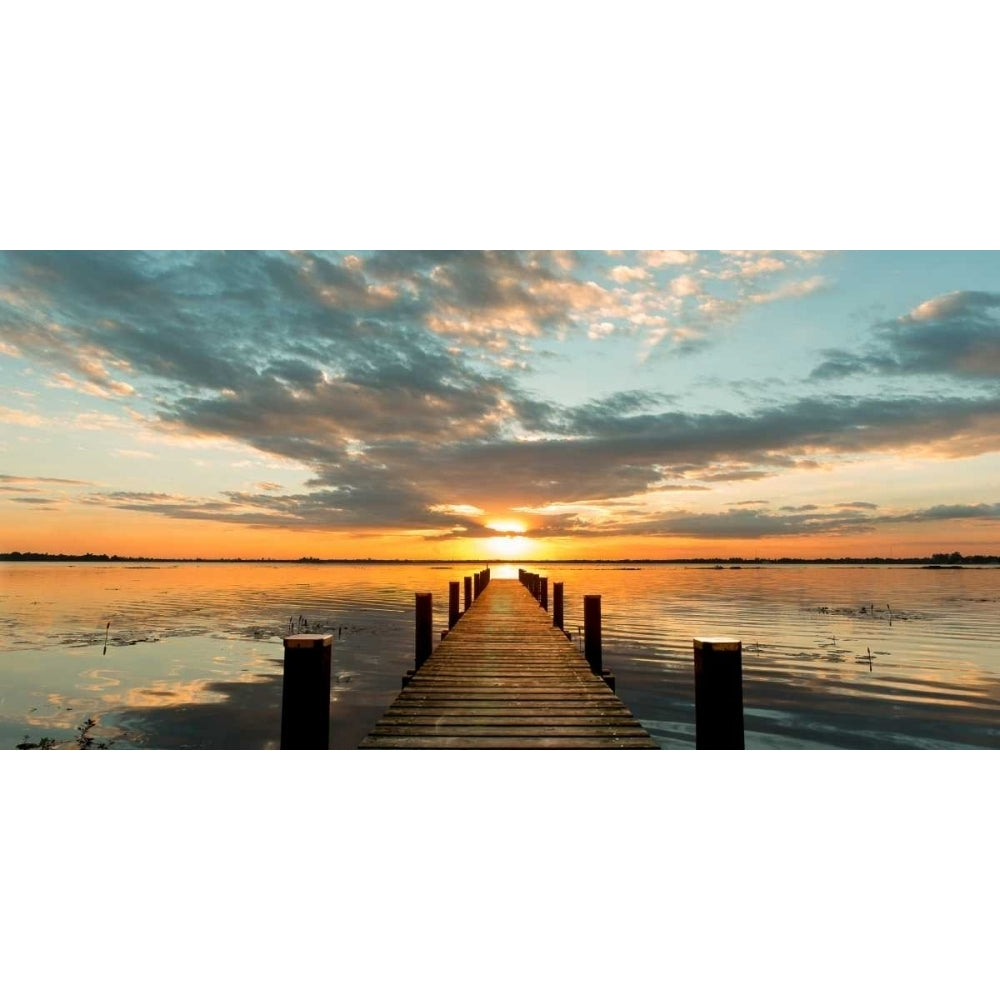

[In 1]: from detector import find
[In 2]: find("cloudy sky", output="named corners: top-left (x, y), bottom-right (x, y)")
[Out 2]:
top-left (1, 250), bottom-right (998, 559)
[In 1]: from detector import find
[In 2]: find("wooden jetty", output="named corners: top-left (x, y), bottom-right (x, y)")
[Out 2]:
top-left (359, 577), bottom-right (658, 749)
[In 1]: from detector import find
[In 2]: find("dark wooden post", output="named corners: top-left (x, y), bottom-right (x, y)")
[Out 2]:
top-left (464, 576), bottom-right (472, 611)
top-left (553, 582), bottom-right (564, 630)
top-left (448, 581), bottom-right (460, 629)
top-left (693, 638), bottom-right (745, 749)
top-left (415, 593), bottom-right (433, 670)
top-left (540, 576), bottom-right (548, 610)
top-left (584, 595), bottom-right (602, 675)
top-left (281, 633), bottom-right (332, 750)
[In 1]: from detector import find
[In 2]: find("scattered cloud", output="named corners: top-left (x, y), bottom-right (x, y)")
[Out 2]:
top-left (609, 265), bottom-right (649, 284)
top-left (641, 250), bottom-right (698, 268)
top-left (749, 275), bottom-right (831, 304)
top-left (429, 503), bottom-right (486, 517)
top-left (0, 406), bottom-right (45, 426)
top-left (669, 274), bottom-right (701, 297)
top-left (9, 496), bottom-right (62, 505)
top-left (0, 474), bottom-right (92, 486)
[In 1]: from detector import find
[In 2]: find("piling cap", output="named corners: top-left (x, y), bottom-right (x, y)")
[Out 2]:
top-left (693, 637), bottom-right (741, 651)
top-left (284, 633), bottom-right (334, 648)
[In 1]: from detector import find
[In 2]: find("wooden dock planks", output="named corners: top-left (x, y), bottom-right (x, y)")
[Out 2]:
top-left (359, 578), bottom-right (658, 749)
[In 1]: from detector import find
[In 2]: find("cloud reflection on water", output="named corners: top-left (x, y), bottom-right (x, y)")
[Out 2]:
top-left (3, 562), bottom-right (998, 749)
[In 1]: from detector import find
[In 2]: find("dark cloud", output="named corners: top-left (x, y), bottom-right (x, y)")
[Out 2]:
top-left (813, 290), bottom-right (1000, 380)
top-left (75, 390), bottom-right (1000, 538)
top-left (887, 502), bottom-right (1000, 523)
top-left (522, 501), bottom-right (1000, 541)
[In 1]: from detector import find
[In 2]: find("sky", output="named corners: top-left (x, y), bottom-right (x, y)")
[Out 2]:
top-left (1, 250), bottom-right (997, 560)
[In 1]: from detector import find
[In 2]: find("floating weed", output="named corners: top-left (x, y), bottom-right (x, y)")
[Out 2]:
top-left (75, 717), bottom-right (112, 749)
top-left (16, 734), bottom-right (56, 750)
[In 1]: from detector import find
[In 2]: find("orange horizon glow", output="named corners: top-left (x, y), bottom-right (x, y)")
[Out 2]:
top-left (2, 504), bottom-right (996, 562)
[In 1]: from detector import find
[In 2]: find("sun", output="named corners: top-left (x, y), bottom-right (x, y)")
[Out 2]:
top-left (481, 519), bottom-right (533, 559)
top-left (486, 533), bottom-right (532, 559)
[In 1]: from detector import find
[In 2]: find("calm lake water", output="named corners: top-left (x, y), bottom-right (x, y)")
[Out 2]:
top-left (2, 561), bottom-right (997, 749)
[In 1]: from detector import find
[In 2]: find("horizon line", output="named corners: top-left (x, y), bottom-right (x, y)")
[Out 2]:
top-left (2, 551), bottom-right (997, 565)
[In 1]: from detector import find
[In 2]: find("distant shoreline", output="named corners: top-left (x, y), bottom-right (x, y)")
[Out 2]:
top-left (2, 552), bottom-right (997, 566)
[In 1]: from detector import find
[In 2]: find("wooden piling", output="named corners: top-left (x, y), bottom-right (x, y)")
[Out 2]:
top-left (693, 637), bottom-right (745, 750)
top-left (464, 576), bottom-right (472, 611)
top-left (415, 593), bottom-right (433, 670)
top-left (280, 634), bottom-right (332, 750)
top-left (553, 582), bottom-right (564, 630)
top-left (539, 576), bottom-right (548, 610)
top-left (584, 595), bottom-right (602, 675)
top-left (449, 581), bottom-right (460, 629)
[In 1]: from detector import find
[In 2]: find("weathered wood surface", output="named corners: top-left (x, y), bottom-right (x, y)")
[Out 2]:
top-left (360, 579), bottom-right (657, 749)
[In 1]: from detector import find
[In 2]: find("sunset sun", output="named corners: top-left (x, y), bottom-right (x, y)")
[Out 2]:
top-left (483, 519), bottom-right (532, 559)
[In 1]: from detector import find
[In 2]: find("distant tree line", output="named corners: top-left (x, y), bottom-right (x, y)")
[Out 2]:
top-left (928, 551), bottom-right (996, 564)
top-left (1, 551), bottom-right (126, 561)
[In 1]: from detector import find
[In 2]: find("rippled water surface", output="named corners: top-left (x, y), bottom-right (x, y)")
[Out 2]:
top-left (2, 561), bottom-right (997, 749)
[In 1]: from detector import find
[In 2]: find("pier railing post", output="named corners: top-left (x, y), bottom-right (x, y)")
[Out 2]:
top-left (449, 581), bottom-right (460, 630)
top-left (464, 576), bottom-right (472, 612)
top-left (553, 582), bottom-right (564, 630)
top-left (540, 576), bottom-right (548, 610)
top-left (584, 595), bottom-right (602, 675)
top-left (693, 638), bottom-right (744, 749)
top-left (280, 634), bottom-right (333, 750)
top-left (415, 593), bottom-right (433, 670)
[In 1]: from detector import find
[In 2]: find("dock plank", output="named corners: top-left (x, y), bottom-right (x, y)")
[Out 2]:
top-left (359, 578), bottom-right (658, 749)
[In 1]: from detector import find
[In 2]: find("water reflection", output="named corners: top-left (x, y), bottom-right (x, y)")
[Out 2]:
top-left (2, 561), bottom-right (998, 749)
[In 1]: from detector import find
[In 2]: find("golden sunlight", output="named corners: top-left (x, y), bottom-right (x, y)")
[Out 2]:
top-left (485, 519), bottom-right (527, 534)
top-left (485, 533), bottom-right (533, 558)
